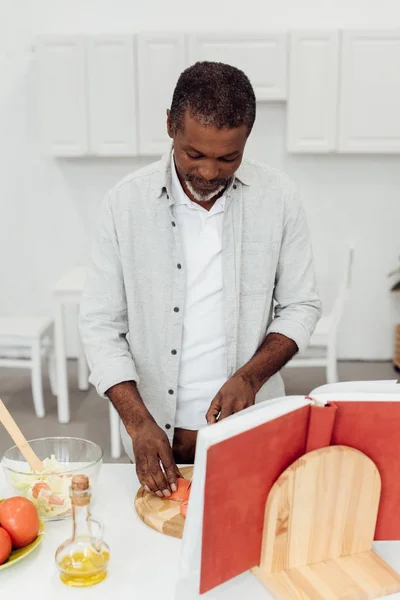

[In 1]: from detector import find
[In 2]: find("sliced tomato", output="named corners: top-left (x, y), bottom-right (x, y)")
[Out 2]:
top-left (180, 501), bottom-right (188, 519)
top-left (169, 478), bottom-right (190, 503)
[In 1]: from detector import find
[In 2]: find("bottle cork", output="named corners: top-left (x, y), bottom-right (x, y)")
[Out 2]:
top-left (71, 475), bottom-right (90, 506)
top-left (71, 474), bottom-right (89, 491)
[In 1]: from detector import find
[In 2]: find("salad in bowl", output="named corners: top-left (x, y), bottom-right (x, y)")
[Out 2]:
top-left (1, 437), bottom-right (103, 520)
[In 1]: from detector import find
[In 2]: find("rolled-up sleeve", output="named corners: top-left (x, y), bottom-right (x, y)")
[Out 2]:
top-left (79, 193), bottom-right (139, 398)
top-left (267, 181), bottom-right (322, 352)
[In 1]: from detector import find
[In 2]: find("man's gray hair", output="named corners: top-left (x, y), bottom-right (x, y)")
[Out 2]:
top-left (170, 61), bottom-right (256, 134)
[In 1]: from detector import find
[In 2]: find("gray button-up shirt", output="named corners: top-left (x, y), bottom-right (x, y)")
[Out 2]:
top-left (79, 148), bottom-right (321, 457)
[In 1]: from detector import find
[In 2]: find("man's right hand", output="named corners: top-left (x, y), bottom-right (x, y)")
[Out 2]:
top-left (106, 381), bottom-right (180, 498)
top-left (129, 419), bottom-right (181, 498)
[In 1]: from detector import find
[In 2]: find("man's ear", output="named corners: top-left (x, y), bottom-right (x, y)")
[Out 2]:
top-left (167, 109), bottom-right (174, 139)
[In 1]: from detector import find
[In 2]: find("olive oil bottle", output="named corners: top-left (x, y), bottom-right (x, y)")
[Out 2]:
top-left (55, 474), bottom-right (110, 587)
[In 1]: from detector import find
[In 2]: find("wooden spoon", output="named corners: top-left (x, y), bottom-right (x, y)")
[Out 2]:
top-left (0, 398), bottom-right (44, 472)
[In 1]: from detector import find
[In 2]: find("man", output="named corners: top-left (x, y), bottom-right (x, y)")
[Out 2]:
top-left (80, 61), bottom-right (321, 499)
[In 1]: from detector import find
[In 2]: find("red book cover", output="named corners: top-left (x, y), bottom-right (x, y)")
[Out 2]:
top-left (200, 405), bottom-right (310, 594)
top-left (200, 398), bottom-right (400, 594)
top-left (331, 401), bottom-right (400, 540)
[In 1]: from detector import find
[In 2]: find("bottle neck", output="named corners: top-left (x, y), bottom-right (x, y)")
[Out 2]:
top-left (72, 502), bottom-right (91, 538)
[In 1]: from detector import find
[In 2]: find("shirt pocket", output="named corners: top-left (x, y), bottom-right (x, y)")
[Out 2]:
top-left (240, 241), bottom-right (279, 296)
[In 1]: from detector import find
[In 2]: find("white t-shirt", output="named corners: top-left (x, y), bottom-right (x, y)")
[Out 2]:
top-left (171, 160), bottom-right (228, 430)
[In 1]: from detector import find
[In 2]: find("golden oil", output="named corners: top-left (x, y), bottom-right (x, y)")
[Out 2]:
top-left (58, 548), bottom-right (110, 587)
top-left (55, 475), bottom-right (110, 588)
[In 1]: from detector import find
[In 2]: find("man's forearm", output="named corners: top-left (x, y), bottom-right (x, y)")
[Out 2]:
top-left (106, 381), bottom-right (153, 436)
top-left (234, 333), bottom-right (298, 393)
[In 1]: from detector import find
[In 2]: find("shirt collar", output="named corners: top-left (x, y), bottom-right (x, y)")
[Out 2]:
top-left (170, 156), bottom-right (190, 206)
top-left (154, 142), bottom-right (253, 198)
top-left (234, 161), bottom-right (253, 186)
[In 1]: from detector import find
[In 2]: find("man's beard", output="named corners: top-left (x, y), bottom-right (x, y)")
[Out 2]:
top-left (184, 174), bottom-right (229, 203)
top-left (185, 180), bottom-right (225, 202)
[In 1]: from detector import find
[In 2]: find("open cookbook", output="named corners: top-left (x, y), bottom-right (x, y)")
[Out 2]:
top-left (178, 380), bottom-right (400, 595)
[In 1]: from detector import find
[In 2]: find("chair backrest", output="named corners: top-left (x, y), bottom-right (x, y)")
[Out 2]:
top-left (330, 245), bottom-right (355, 327)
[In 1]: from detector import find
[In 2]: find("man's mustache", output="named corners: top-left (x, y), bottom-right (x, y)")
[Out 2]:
top-left (184, 173), bottom-right (227, 187)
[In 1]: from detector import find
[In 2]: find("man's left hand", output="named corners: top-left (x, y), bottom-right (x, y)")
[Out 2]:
top-left (205, 374), bottom-right (256, 425)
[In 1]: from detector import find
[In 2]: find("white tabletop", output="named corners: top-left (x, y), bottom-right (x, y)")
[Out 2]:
top-left (1, 464), bottom-right (400, 600)
top-left (51, 266), bottom-right (86, 295)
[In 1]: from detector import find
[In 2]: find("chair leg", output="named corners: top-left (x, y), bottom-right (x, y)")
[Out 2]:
top-left (77, 324), bottom-right (89, 392)
top-left (48, 350), bottom-right (57, 396)
top-left (31, 340), bottom-right (45, 418)
top-left (326, 341), bottom-right (339, 384)
top-left (77, 350), bottom-right (89, 392)
top-left (45, 323), bottom-right (57, 395)
top-left (54, 299), bottom-right (70, 423)
top-left (109, 403), bottom-right (121, 459)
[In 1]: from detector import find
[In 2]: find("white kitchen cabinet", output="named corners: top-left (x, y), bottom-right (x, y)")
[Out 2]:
top-left (287, 31), bottom-right (339, 153)
top-left (137, 33), bottom-right (186, 155)
top-left (338, 30), bottom-right (400, 153)
top-left (36, 36), bottom-right (88, 156)
top-left (188, 33), bottom-right (287, 101)
top-left (87, 35), bottom-right (137, 156)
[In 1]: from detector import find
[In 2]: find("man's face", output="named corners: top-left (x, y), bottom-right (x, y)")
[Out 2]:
top-left (167, 110), bottom-right (249, 203)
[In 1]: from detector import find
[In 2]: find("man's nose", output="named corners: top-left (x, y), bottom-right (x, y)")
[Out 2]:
top-left (197, 161), bottom-right (219, 181)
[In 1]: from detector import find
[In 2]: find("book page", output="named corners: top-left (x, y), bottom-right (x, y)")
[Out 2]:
top-left (311, 392), bottom-right (400, 403)
top-left (310, 380), bottom-right (399, 395)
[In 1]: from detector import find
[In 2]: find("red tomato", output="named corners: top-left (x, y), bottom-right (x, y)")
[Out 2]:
top-left (180, 501), bottom-right (188, 519)
top-left (0, 497), bottom-right (40, 549)
top-left (0, 527), bottom-right (12, 564)
top-left (169, 478), bottom-right (190, 503)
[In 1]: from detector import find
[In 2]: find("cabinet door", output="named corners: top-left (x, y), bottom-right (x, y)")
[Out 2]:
top-left (287, 31), bottom-right (339, 153)
top-left (188, 33), bottom-right (287, 101)
top-left (87, 35), bottom-right (137, 156)
top-left (36, 36), bottom-right (88, 156)
top-left (339, 31), bottom-right (400, 153)
top-left (137, 33), bottom-right (186, 155)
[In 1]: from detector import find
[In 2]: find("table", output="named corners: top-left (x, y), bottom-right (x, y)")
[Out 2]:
top-left (51, 266), bottom-right (122, 458)
top-left (51, 266), bottom-right (88, 424)
top-left (1, 465), bottom-right (400, 600)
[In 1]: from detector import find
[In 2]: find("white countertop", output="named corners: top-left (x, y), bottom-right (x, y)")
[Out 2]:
top-left (1, 464), bottom-right (400, 600)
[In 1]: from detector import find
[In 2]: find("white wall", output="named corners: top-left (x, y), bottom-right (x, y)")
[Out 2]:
top-left (1, 0), bottom-right (400, 359)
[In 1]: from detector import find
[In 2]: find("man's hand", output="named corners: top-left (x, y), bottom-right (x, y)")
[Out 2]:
top-left (106, 381), bottom-right (181, 498)
top-left (129, 419), bottom-right (181, 498)
top-left (206, 373), bottom-right (256, 424)
top-left (206, 333), bottom-right (298, 425)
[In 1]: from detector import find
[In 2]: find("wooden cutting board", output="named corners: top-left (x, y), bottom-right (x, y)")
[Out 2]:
top-left (134, 466), bottom-right (193, 539)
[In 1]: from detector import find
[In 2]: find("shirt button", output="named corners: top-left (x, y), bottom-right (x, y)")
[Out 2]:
top-left (171, 221), bottom-right (176, 227)
top-left (173, 306), bottom-right (179, 312)
top-left (177, 263), bottom-right (182, 269)
top-left (165, 423), bottom-right (171, 430)
top-left (168, 389), bottom-right (174, 395)
top-left (171, 349), bottom-right (177, 355)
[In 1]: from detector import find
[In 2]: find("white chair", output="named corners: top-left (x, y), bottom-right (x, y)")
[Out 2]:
top-left (287, 246), bottom-right (355, 384)
top-left (0, 317), bottom-right (56, 418)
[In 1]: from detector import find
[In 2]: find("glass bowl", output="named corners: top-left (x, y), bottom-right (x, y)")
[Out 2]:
top-left (1, 437), bottom-right (103, 521)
